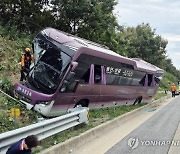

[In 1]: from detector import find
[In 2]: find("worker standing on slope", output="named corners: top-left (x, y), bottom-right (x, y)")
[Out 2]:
top-left (20, 48), bottom-right (33, 82)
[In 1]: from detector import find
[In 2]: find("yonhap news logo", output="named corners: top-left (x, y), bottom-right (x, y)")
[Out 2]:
top-left (128, 137), bottom-right (139, 149)
top-left (127, 137), bottom-right (180, 150)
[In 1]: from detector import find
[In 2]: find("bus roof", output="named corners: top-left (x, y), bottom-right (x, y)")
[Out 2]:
top-left (43, 27), bottom-right (164, 74)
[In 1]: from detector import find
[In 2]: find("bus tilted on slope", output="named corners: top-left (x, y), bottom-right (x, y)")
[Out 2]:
top-left (14, 27), bottom-right (164, 117)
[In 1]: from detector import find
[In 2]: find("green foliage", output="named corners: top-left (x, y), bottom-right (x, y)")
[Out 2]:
top-left (0, 24), bottom-right (32, 86)
top-left (116, 23), bottom-right (180, 80)
top-left (154, 88), bottom-right (167, 100)
top-left (160, 72), bottom-right (178, 90)
top-left (0, 77), bottom-right (13, 95)
top-left (117, 23), bottom-right (168, 67)
top-left (0, 93), bottom-right (41, 133)
top-left (51, 0), bottom-right (119, 52)
top-left (0, 0), bottom-right (50, 32)
top-left (0, 110), bottom-right (15, 133)
top-left (0, 0), bottom-right (120, 53)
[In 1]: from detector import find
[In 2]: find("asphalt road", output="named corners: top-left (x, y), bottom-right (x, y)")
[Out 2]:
top-left (106, 96), bottom-right (180, 154)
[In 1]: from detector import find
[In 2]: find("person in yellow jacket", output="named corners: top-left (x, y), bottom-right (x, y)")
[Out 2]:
top-left (20, 48), bottom-right (33, 82)
top-left (170, 83), bottom-right (176, 97)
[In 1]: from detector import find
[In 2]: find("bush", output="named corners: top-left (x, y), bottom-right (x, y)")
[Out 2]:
top-left (0, 110), bottom-right (15, 133)
top-left (0, 77), bottom-right (13, 96)
top-left (160, 72), bottom-right (178, 90)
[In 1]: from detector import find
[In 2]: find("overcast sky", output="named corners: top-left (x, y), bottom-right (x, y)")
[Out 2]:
top-left (114, 0), bottom-right (180, 70)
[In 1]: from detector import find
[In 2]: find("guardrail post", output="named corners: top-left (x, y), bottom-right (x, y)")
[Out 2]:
top-left (68, 107), bottom-right (89, 124)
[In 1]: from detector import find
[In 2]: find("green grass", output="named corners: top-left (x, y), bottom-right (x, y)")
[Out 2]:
top-left (154, 90), bottom-right (167, 100)
top-left (160, 72), bottom-right (178, 90)
top-left (0, 25), bottom-right (32, 85)
top-left (0, 94), bottom-right (42, 133)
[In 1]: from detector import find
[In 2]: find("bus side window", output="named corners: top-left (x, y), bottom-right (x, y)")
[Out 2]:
top-left (118, 76), bottom-right (132, 86)
top-left (139, 75), bottom-right (146, 86)
top-left (106, 74), bottom-right (119, 85)
top-left (94, 65), bottom-right (101, 84)
top-left (148, 74), bottom-right (153, 86)
top-left (155, 76), bottom-right (161, 85)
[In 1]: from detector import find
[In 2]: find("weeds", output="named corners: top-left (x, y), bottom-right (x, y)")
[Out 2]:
top-left (0, 77), bottom-right (13, 95)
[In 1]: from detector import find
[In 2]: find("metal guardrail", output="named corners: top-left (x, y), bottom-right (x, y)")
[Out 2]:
top-left (0, 107), bottom-right (89, 154)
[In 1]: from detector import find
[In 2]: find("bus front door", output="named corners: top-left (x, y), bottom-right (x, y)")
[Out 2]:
top-left (70, 64), bottom-right (101, 109)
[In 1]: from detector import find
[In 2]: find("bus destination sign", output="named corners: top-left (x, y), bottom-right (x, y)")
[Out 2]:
top-left (106, 66), bottom-right (133, 77)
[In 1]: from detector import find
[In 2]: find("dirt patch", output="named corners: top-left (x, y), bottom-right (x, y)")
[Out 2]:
top-left (8, 73), bottom-right (20, 85)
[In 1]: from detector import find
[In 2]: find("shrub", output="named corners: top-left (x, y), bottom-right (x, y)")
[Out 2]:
top-left (0, 77), bottom-right (13, 96)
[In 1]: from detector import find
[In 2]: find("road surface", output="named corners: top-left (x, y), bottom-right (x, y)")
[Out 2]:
top-left (72, 96), bottom-right (180, 154)
top-left (106, 96), bottom-right (180, 154)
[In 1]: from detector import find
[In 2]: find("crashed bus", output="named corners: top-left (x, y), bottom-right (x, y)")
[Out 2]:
top-left (14, 27), bottom-right (164, 117)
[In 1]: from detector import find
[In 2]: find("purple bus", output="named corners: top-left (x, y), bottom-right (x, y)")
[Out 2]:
top-left (14, 27), bottom-right (164, 117)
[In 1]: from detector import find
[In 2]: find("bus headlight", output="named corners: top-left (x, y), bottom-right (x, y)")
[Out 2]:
top-left (37, 100), bottom-right (54, 106)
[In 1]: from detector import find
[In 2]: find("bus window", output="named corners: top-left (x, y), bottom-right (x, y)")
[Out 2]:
top-left (106, 74), bottom-right (119, 85)
top-left (73, 63), bottom-right (90, 83)
top-left (131, 78), bottom-right (140, 86)
top-left (118, 76), bottom-right (132, 86)
top-left (131, 74), bottom-right (146, 86)
top-left (40, 47), bottom-right (62, 71)
top-left (94, 65), bottom-right (101, 84)
top-left (148, 74), bottom-right (153, 86)
top-left (139, 75), bottom-right (146, 86)
top-left (155, 76), bottom-right (161, 85)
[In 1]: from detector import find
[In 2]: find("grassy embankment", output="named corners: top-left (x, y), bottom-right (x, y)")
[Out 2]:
top-left (0, 25), bottom-right (39, 133)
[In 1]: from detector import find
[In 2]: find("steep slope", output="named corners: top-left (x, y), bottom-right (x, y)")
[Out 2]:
top-left (0, 32), bottom-right (31, 84)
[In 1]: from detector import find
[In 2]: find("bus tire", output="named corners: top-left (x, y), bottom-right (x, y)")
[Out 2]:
top-left (74, 100), bottom-right (89, 108)
top-left (133, 97), bottom-right (142, 105)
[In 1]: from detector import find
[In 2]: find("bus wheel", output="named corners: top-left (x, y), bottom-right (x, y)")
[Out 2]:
top-left (74, 100), bottom-right (89, 108)
top-left (133, 97), bottom-right (142, 105)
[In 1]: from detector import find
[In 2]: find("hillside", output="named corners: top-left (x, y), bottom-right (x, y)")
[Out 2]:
top-left (0, 28), bottom-right (37, 133)
top-left (0, 27), bottom-right (31, 85)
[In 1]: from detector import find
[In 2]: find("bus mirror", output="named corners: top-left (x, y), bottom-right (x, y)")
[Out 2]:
top-left (60, 80), bottom-right (70, 92)
top-left (65, 71), bottom-right (75, 81)
top-left (71, 61), bottom-right (78, 71)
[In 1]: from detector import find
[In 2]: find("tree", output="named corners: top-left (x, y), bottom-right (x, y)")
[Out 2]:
top-left (0, 0), bottom-right (53, 32)
top-left (51, 0), bottom-right (119, 50)
top-left (117, 23), bottom-right (168, 67)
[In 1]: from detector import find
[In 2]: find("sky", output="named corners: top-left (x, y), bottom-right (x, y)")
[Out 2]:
top-left (114, 0), bottom-right (180, 70)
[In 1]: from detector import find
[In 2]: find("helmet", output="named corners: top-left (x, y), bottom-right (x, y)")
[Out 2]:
top-left (25, 48), bottom-right (30, 52)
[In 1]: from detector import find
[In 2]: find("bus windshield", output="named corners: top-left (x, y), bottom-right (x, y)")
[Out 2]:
top-left (29, 33), bottom-right (73, 94)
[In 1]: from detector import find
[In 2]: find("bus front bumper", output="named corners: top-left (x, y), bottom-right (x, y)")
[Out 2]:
top-left (33, 100), bottom-right (54, 117)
